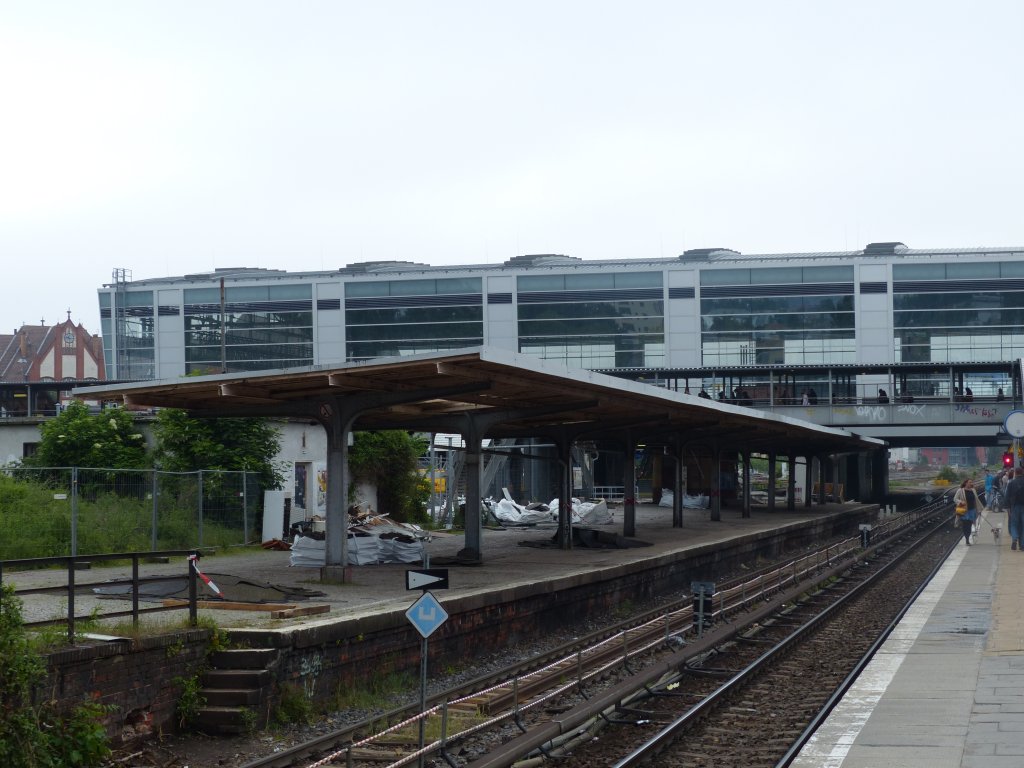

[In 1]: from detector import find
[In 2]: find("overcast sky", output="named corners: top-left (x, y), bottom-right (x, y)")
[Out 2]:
top-left (2, 1), bottom-right (1022, 334)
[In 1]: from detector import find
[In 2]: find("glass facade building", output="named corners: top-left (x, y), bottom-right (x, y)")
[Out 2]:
top-left (344, 277), bottom-right (483, 361)
top-left (892, 261), bottom-right (1024, 363)
top-left (700, 265), bottom-right (855, 366)
top-left (97, 244), bottom-right (1024, 382)
top-left (517, 271), bottom-right (664, 368)
top-left (182, 284), bottom-right (315, 374)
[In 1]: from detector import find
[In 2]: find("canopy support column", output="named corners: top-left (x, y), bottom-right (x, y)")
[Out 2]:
top-left (711, 445), bottom-right (722, 522)
top-left (804, 454), bottom-right (814, 508)
top-left (741, 450), bottom-right (752, 518)
top-left (787, 453), bottom-right (797, 512)
top-left (623, 433), bottom-right (637, 537)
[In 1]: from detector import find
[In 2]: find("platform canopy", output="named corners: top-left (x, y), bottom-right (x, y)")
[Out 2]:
top-left (73, 347), bottom-right (885, 569)
top-left (73, 347), bottom-right (883, 456)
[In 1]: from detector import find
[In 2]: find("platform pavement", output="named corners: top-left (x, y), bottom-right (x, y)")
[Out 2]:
top-left (6, 500), bottom-right (861, 630)
top-left (792, 508), bottom-right (1024, 768)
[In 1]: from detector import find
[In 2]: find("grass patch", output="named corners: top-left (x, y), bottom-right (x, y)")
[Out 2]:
top-left (273, 683), bottom-right (316, 726)
top-left (332, 669), bottom-right (418, 712)
top-left (0, 472), bottom-right (250, 560)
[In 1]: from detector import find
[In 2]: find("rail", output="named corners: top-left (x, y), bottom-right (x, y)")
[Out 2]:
top-left (246, 498), bottom-right (946, 768)
top-left (0, 549), bottom-right (209, 644)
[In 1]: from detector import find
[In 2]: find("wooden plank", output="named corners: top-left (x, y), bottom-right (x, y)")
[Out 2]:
top-left (270, 604), bottom-right (331, 619)
top-left (162, 599), bottom-right (294, 612)
top-left (161, 599), bottom-right (332, 616)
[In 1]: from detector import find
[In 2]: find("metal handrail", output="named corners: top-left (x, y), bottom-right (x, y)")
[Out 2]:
top-left (0, 549), bottom-right (208, 644)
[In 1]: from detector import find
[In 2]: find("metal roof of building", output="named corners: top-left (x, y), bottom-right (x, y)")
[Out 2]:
top-left (102, 243), bottom-right (1024, 289)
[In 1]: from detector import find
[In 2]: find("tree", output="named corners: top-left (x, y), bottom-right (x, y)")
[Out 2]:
top-left (22, 401), bottom-right (148, 469)
top-left (151, 409), bottom-right (284, 491)
top-left (348, 431), bottom-right (429, 523)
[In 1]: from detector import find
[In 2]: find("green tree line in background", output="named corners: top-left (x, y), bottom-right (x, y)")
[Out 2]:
top-left (21, 401), bottom-right (284, 486)
top-left (1, 403), bottom-right (432, 559)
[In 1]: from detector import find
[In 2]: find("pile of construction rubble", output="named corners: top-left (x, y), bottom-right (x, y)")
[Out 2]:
top-left (484, 492), bottom-right (613, 526)
top-left (287, 506), bottom-right (430, 567)
top-left (657, 489), bottom-right (710, 508)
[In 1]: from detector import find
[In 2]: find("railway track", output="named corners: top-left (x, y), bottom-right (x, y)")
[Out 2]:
top-left (235, 496), bottom-right (951, 768)
top-left (490, 510), bottom-right (956, 767)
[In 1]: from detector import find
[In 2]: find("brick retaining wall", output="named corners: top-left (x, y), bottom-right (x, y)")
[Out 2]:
top-left (43, 508), bottom-right (873, 739)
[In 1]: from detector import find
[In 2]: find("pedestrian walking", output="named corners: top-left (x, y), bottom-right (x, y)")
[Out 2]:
top-left (1005, 469), bottom-right (1024, 550)
top-left (953, 479), bottom-right (981, 546)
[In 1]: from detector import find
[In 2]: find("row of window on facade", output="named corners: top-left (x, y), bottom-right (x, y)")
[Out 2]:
top-left (98, 262), bottom-right (1024, 377)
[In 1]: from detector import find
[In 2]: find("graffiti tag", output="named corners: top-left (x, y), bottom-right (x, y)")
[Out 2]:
top-left (855, 406), bottom-right (887, 423)
top-left (299, 653), bottom-right (323, 699)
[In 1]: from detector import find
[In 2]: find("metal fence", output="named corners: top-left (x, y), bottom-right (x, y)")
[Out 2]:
top-left (0, 467), bottom-right (262, 559)
top-left (0, 549), bottom-right (207, 644)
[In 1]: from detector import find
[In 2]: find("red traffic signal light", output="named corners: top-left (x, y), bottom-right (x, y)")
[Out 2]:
top-left (1004, 452), bottom-right (1015, 468)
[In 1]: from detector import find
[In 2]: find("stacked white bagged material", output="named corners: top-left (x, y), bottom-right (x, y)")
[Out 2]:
top-left (577, 498), bottom-right (612, 524)
top-left (546, 497), bottom-right (614, 525)
top-left (348, 533), bottom-right (381, 565)
top-left (289, 532), bottom-right (423, 566)
top-left (377, 534), bottom-right (425, 563)
top-left (289, 535), bottom-right (325, 567)
top-left (489, 497), bottom-right (555, 525)
top-left (659, 489), bottom-right (708, 508)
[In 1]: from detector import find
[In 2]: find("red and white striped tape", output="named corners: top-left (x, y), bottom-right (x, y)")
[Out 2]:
top-left (188, 553), bottom-right (223, 598)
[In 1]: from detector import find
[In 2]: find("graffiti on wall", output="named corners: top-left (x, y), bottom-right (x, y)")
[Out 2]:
top-left (826, 403), bottom-right (1004, 424)
top-left (316, 463), bottom-right (328, 513)
top-left (299, 652), bottom-right (323, 699)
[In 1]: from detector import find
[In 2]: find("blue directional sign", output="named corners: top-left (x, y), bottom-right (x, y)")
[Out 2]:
top-left (406, 591), bottom-right (449, 638)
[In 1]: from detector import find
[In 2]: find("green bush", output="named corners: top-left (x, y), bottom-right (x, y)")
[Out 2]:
top-left (348, 431), bottom-right (429, 523)
top-left (273, 683), bottom-right (316, 726)
top-left (0, 585), bottom-right (112, 767)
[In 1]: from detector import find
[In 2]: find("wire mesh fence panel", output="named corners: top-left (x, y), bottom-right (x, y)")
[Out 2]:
top-left (76, 468), bottom-right (155, 555)
top-left (0, 467), bottom-right (74, 559)
top-left (0, 467), bottom-right (262, 558)
top-left (156, 471), bottom-right (260, 549)
top-left (154, 471), bottom-right (202, 550)
top-left (202, 470), bottom-right (240, 547)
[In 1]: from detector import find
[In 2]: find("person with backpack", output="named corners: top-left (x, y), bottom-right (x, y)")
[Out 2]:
top-left (953, 478), bottom-right (981, 546)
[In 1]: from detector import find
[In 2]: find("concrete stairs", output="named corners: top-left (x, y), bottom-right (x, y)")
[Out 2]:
top-left (197, 648), bottom-right (278, 733)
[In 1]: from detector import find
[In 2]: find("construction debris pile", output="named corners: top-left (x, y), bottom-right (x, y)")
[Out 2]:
top-left (658, 489), bottom-right (710, 508)
top-left (484, 492), bottom-right (614, 526)
top-left (288, 506), bottom-right (429, 567)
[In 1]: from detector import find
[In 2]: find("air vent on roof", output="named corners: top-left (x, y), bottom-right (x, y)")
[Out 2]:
top-left (863, 242), bottom-right (908, 256)
top-left (678, 248), bottom-right (741, 261)
top-left (340, 260), bottom-right (430, 274)
top-left (503, 254), bottom-right (581, 267)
